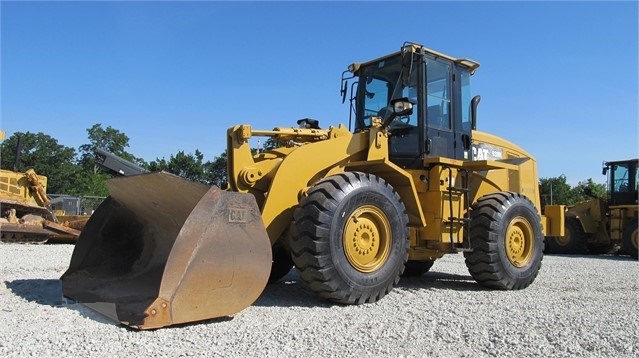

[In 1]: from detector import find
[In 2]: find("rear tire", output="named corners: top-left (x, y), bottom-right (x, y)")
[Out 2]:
top-left (622, 220), bottom-right (638, 260)
top-left (545, 217), bottom-right (588, 254)
top-left (464, 192), bottom-right (544, 290)
top-left (290, 172), bottom-right (409, 304)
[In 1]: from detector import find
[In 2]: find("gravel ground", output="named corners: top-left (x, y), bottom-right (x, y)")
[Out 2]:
top-left (0, 243), bottom-right (637, 357)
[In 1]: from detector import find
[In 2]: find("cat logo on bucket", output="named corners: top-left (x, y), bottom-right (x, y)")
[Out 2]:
top-left (229, 208), bottom-right (248, 223)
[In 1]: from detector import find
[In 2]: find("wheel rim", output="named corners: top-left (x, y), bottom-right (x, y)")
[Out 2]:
top-left (554, 229), bottom-right (572, 246)
top-left (343, 205), bottom-right (391, 273)
top-left (505, 216), bottom-right (534, 268)
top-left (631, 228), bottom-right (638, 249)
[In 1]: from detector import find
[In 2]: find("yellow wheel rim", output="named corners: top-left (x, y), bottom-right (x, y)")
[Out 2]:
top-left (343, 205), bottom-right (391, 273)
top-left (505, 216), bottom-right (534, 268)
top-left (555, 228), bottom-right (572, 246)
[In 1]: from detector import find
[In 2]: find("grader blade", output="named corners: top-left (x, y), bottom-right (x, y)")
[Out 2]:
top-left (60, 172), bottom-right (272, 330)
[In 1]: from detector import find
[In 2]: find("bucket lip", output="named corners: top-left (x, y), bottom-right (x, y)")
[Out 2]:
top-left (107, 171), bottom-right (212, 190)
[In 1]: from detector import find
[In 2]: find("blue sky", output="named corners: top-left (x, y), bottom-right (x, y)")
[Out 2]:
top-left (2, 1), bottom-right (637, 185)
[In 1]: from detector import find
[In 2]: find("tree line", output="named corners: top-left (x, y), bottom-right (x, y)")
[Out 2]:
top-left (1, 123), bottom-right (606, 206)
top-left (539, 176), bottom-right (606, 208)
top-left (0, 123), bottom-right (228, 196)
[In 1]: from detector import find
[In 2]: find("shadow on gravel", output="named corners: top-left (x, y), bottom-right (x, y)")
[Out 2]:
top-left (254, 267), bottom-right (483, 309)
top-left (3, 267), bottom-right (485, 330)
top-left (544, 253), bottom-right (637, 262)
top-left (5, 279), bottom-right (64, 306)
top-left (398, 271), bottom-right (482, 292)
top-left (253, 269), bottom-right (330, 309)
top-left (5, 278), bottom-right (129, 328)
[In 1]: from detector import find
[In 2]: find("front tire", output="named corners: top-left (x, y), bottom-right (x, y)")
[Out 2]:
top-left (290, 172), bottom-right (409, 304)
top-left (545, 217), bottom-right (589, 254)
top-left (464, 192), bottom-right (544, 290)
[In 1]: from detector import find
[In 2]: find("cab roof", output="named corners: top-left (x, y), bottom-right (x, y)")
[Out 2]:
top-left (352, 42), bottom-right (481, 75)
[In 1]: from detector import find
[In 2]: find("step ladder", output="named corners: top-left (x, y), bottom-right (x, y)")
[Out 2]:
top-left (443, 166), bottom-right (472, 253)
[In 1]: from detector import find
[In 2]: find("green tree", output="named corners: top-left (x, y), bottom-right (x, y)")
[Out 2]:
top-left (572, 178), bottom-right (607, 201)
top-left (539, 175), bottom-right (607, 207)
top-left (204, 150), bottom-right (228, 188)
top-left (539, 175), bottom-right (574, 207)
top-left (0, 132), bottom-right (78, 194)
top-left (207, 144), bottom-right (271, 188)
top-left (148, 145), bottom-right (262, 187)
top-left (78, 123), bottom-right (146, 174)
top-left (74, 123), bottom-right (148, 196)
top-left (70, 171), bottom-right (110, 197)
top-left (148, 150), bottom-right (208, 183)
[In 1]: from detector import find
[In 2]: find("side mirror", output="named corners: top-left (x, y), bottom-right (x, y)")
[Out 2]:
top-left (341, 69), bottom-right (354, 104)
top-left (341, 78), bottom-right (348, 104)
top-left (391, 97), bottom-right (414, 116)
top-left (384, 97), bottom-right (414, 126)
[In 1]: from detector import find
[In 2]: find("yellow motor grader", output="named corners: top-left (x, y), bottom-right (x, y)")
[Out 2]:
top-left (61, 43), bottom-right (564, 329)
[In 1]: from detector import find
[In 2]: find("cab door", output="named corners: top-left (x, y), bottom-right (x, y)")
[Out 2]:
top-left (424, 58), bottom-right (456, 159)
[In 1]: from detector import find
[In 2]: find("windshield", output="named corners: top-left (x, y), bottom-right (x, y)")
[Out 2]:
top-left (608, 160), bottom-right (638, 205)
top-left (355, 55), bottom-right (418, 130)
top-left (612, 163), bottom-right (631, 193)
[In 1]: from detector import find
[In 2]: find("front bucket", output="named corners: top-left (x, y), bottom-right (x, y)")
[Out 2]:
top-left (60, 172), bottom-right (272, 329)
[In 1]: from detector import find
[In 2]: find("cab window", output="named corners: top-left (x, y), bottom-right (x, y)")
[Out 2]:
top-left (426, 60), bottom-right (451, 129)
top-left (460, 70), bottom-right (472, 132)
top-left (613, 164), bottom-right (630, 192)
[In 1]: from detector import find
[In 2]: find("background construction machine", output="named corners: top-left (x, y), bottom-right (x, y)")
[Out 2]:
top-left (0, 133), bottom-right (84, 243)
top-left (94, 148), bottom-right (149, 177)
top-left (0, 145), bottom-right (148, 244)
top-left (61, 42), bottom-right (564, 329)
top-left (545, 159), bottom-right (638, 259)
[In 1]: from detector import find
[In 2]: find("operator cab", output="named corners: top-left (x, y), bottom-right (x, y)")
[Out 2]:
top-left (343, 43), bottom-right (480, 168)
top-left (603, 159), bottom-right (639, 205)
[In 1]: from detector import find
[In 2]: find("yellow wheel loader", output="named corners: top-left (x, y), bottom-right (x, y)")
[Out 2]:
top-left (61, 43), bottom-right (564, 329)
top-left (545, 159), bottom-right (638, 258)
